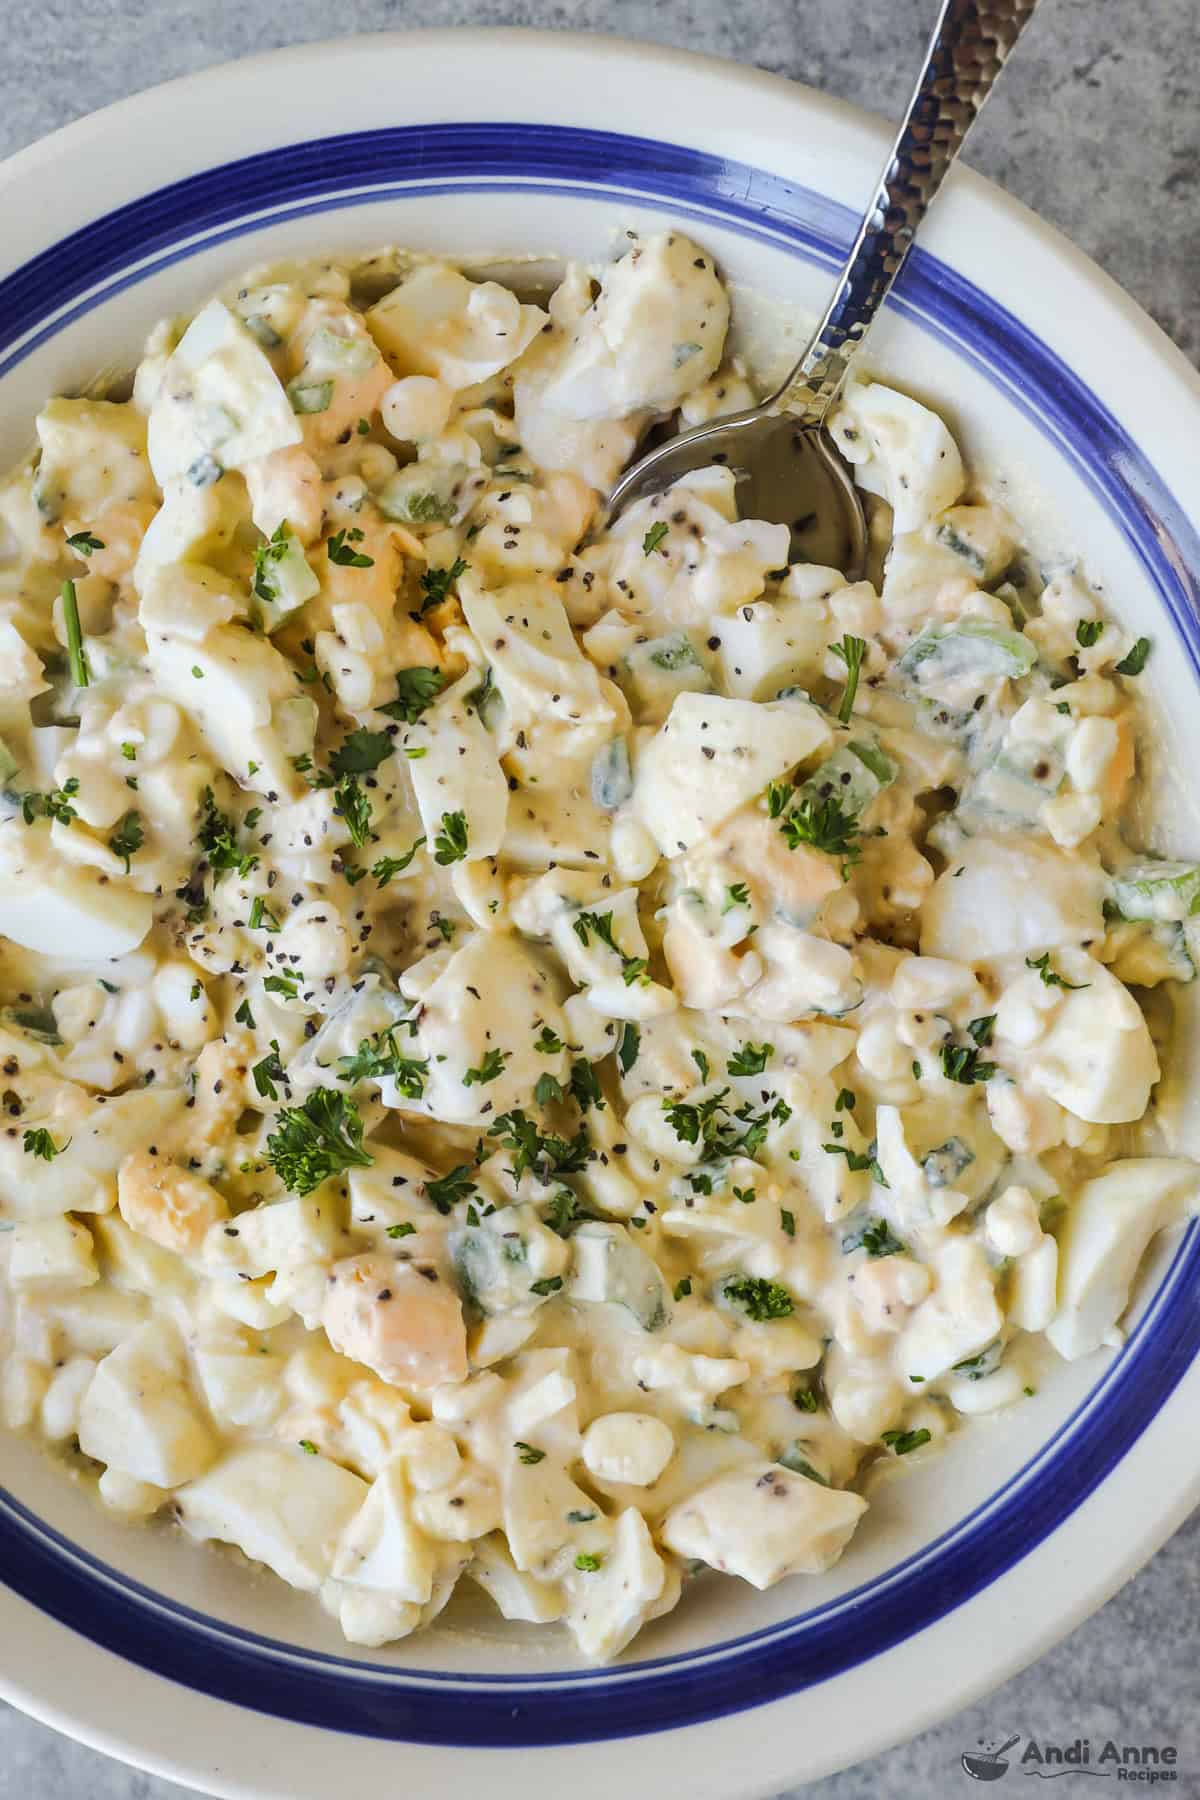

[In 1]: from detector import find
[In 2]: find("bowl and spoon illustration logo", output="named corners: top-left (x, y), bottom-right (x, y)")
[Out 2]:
top-left (962, 1734), bottom-right (1022, 1781)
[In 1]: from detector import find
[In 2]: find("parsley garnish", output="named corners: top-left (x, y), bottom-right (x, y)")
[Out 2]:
top-left (835, 1087), bottom-right (856, 1112)
top-left (252, 522), bottom-right (297, 603)
top-left (23, 1128), bottom-right (69, 1160)
top-left (61, 579), bottom-right (89, 688)
top-left (433, 810), bottom-right (469, 865)
top-left (370, 838), bottom-right (425, 887)
top-left (235, 998), bottom-right (256, 1029)
top-left (197, 788), bottom-right (258, 879)
top-left (721, 1274), bottom-right (795, 1321)
top-left (765, 779), bottom-right (793, 820)
top-left (967, 1015), bottom-right (996, 1047)
top-left (841, 1215), bottom-right (905, 1257)
top-left (337, 1028), bottom-right (428, 1098)
top-left (674, 1277), bottom-right (692, 1300)
top-left (533, 1025), bottom-right (564, 1056)
top-left (425, 1164), bottom-right (478, 1214)
top-left (830, 633), bottom-right (867, 724)
top-left (572, 909), bottom-right (647, 985)
top-left (1025, 953), bottom-right (1089, 991)
top-left (334, 777), bottom-right (372, 847)
top-left (569, 1059), bottom-right (604, 1113)
top-left (1075, 619), bottom-right (1104, 648)
top-left (779, 793), bottom-right (861, 872)
top-left (416, 556), bottom-right (468, 616)
top-left (264, 972), bottom-right (301, 1000)
top-left (780, 1207), bottom-right (795, 1237)
top-left (544, 1188), bottom-right (592, 1236)
top-left (329, 729), bottom-right (394, 777)
top-left (463, 1047), bottom-right (507, 1088)
top-left (298, 1438), bottom-right (319, 1455)
top-left (22, 777), bottom-right (81, 828)
top-left (252, 1041), bottom-right (286, 1101)
top-left (618, 1023), bottom-right (640, 1075)
top-left (882, 1428), bottom-right (932, 1455)
top-left (1115, 637), bottom-right (1150, 676)
top-left (662, 1088), bottom-right (790, 1162)
top-left (265, 1089), bottom-right (372, 1194)
top-left (940, 1042), bottom-right (997, 1084)
top-left (728, 1041), bottom-right (772, 1077)
top-left (105, 813), bottom-right (143, 874)
top-left (573, 1552), bottom-right (602, 1571)
top-left (822, 1141), bottom-right (888, 1185)
top-left (722, 882), bottom-right (750, 913)
top-left (386, 1222), bottom-right (416, 1239)
top-left (65, 530), bottom-right (104, 557)
top-left (530, 1275), bottom-right (564, 1297)
top-left (691, 1048), bottom-right (710, 1083)
top-left (642, 521), bottom-right (669, 557)
top-left (379, 666), bottom-right (446, 724)
top-left (488, 1108), bottom-right (591, 1183)
top-left (326, 527), bottom-right (374, 568)
top-left (514, 1441), bottom-right (545, 1465)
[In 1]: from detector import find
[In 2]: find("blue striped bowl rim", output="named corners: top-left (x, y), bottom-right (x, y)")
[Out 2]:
top-left (1, 121), bottom-right (1198, 1748)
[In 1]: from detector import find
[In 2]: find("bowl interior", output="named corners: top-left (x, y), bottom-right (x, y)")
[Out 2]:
top-left (2, 101), bottom-right (1200, 1751)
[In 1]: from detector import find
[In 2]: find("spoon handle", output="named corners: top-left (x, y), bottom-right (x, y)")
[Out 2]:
top-left (776, 0), bottom-right (1041, 425)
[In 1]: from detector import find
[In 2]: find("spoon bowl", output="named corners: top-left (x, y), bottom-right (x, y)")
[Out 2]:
top-left (607, 409), bottom-right (869, 575)
top-left (602, 0), bottom-right (1040, 571)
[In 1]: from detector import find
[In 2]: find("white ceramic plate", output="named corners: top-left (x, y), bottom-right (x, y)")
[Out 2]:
top-left (1, 29), bottom-right (1199, 1799)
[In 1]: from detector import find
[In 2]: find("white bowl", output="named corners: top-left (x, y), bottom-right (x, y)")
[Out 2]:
top-left (2, 28), bottom-right (1199, 1800)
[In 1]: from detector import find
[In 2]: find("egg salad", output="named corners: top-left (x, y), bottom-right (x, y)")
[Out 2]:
top-left (0, 231), bottom-right (1196, 1662)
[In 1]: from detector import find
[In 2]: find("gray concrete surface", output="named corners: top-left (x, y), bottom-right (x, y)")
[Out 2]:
top-left (0, 1), bottom-right (1196, 1795)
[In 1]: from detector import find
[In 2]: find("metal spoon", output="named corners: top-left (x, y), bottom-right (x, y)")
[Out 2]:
top-left (604, 0), bottom-right (1041, 576)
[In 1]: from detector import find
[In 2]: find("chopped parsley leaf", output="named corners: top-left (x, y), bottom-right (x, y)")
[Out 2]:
top-left (65, 530), bottom-right (104, 557)
top-left (642, 521), bottom-right (669, 556)
top-left (337, 1028), bottom-right (428, 1098)
top-left (841, 1215), bottom-right (905, 1257)
top-left (425, 1164), bottom-right (478, 1214)
top-left (727, 1041), bottom-right (772, 1077)
top-left (371, 838), bottom-right (425, 887)
top-left (415, 555), bottom-right (468, 616)
top-left (379, 666), bottom-right (446, 724)
top-left (1115, 637), bottom-right (1150, 676)
top-left (720, 1274), bottom-right (795, 1321)
top-left (779, 793), bottom-right (861, 872)
top-left (1075, 619), bottom-right (1104, 648)
top-left (514, 1441), bottom-right (545, 1465)
top-left (1025, 952), bottom-right (1089, 991)
top-left (329, 729), bottom-right (394, 777)
top-left (939, 1042), bottom-right (997, 1085)
top-left (265, 1088), bottom-right (372, 1194)
top-left (252, 1041), bottom-right (286, 1102)
top-left (23, 1128), bottom-right (69, 1161)
top-left (463, 1047), bottom-right (507, 1087)
top-left (326, 527), bottom-right (374, 568)
top-left (433, 810), bottom-right (469, 865)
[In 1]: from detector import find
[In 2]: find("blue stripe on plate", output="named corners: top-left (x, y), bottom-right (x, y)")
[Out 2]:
top-left (1, 121), bottom-right (1198, 1746)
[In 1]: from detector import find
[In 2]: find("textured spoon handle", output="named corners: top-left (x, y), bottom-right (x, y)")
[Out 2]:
top-left (778, 0), bottom-right (1041, 424)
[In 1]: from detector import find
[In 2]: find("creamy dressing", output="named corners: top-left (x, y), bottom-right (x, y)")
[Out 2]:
top-left (0, 232), bottom-right (1196, 1663)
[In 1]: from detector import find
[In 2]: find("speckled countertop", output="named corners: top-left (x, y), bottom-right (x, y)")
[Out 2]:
top-left (0, 3), bottom-right (1197, 1796)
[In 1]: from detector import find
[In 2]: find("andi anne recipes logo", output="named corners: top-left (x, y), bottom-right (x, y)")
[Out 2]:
top-left (961, 1732), bottom-right (1184, 1783)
